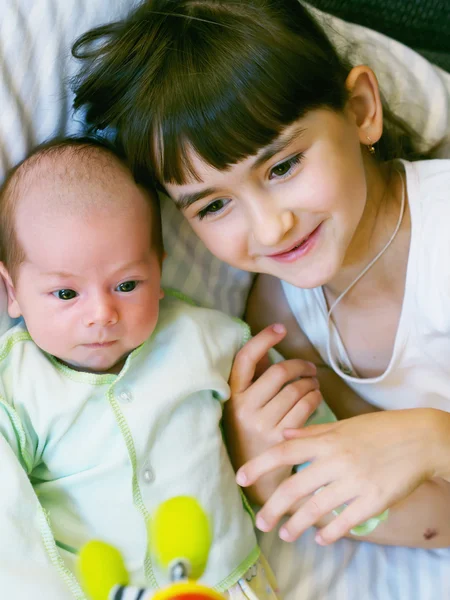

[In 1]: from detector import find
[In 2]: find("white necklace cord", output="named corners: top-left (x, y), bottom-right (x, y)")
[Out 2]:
top-left (326, 170), bottom-right (406, 374)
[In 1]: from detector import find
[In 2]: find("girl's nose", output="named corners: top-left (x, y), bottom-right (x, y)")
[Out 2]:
top-left (250, 204), bottom-right (295, 248)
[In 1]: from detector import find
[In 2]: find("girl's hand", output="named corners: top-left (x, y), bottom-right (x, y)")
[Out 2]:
top-left (236, 409), bottom-right (440, 544)
top-left (224, 324), bottom-right (322, 503)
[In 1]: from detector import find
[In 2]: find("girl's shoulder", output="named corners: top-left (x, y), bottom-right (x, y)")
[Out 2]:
top-left (403, 159), bottom-right (450, 207)
top-left (404, 160), bottom-right (450, 327)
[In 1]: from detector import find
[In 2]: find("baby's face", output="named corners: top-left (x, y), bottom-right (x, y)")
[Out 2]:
top-left (7, 173), bottom-right (163, 374)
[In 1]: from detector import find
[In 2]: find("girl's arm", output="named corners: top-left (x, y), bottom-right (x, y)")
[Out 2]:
top-left (245, 274), bottom-right (378, 418)
top-left (243, 274), bottom-right (450, 549)
top-left (238, 409), bottom-right (450, 549)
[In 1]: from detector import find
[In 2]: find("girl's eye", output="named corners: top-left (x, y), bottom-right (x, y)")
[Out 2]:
top-left (269, 153), bottom-right (304, 180)
top-left (198, 198), bottom-right (229, 220)
top-left (54, 289), bottom-right (77, 301)
top-left (116, 281), bottom-right (138, 293)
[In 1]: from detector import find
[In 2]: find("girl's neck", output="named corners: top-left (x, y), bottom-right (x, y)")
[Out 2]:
top-left (323, 159), bottom-right (409, 303)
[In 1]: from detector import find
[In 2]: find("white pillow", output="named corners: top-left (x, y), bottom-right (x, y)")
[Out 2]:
top-left (1, 0), bottom-right (450, 335)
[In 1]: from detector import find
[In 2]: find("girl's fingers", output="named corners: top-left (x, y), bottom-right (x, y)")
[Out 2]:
top-left (283, 421), bottom-right (337, 440)
top-left (277, 483), bottom-right (353, 542)
top-left (229, 324), bottom-right (287, 393)
top-left (236, 439), bottom-right (318, 487)
top-left (276, 388), bottom-right (323, 430)
top-left (315, 496), bottom-right (386, 545)
top-left (247, 359), bottom-right (318, 409)
top-left (254, 462), bottom-right (335, 532)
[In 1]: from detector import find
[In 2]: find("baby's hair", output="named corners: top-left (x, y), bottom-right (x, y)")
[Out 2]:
top-left (72, 0), bottom-right (422, 187)
top-left (0, 136), bottom-right (161, 280)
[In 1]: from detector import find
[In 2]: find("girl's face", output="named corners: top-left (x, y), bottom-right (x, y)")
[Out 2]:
top-left (165, 108), bottom-right (374, 289)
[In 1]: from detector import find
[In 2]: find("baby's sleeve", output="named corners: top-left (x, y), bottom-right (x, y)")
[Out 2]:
top-left (0, 360), bottom-right (82, 598)
top-left (0, 435), bottom-right (79, 599)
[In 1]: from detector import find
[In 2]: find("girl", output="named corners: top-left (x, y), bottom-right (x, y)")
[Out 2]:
top-left (72, 0), bottom-right (450, 549)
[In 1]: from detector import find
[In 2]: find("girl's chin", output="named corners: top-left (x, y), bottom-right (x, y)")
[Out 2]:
top-left (270, 262), bottom-right (338, 290)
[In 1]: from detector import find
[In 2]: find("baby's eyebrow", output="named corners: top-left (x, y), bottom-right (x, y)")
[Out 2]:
top-left (175, 187), bottom-right (218, 210)
top-left (40, 270), bottom-right (74, 279)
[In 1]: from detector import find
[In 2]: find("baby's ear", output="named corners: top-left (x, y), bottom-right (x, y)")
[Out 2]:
top-left (0, 263), bottom-right (22, 319)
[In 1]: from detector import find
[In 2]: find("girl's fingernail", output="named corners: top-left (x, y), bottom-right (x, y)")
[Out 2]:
top-left (279, 527), bottom-right (292, 541)
top-left (272, 324), bottom-right (286, 334)
top-left (236, 471), bottom-right (247, 486)
top-left (315, 533), bottom-right (325, 545)
top-left (256, 515), bottom-right (269, 531)
top-left (307, 362), bottom-right (317, 372)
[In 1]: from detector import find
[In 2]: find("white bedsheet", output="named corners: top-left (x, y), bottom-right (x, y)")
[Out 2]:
top-left (259, 525), bottom-right (450, 599)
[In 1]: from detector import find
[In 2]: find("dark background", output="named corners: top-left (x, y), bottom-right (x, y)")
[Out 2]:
top-left (308, 0), bottom-right (450, 71)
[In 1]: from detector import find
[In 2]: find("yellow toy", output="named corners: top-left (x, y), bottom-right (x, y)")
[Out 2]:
top-left (79, 496), bottom-right (225, 600)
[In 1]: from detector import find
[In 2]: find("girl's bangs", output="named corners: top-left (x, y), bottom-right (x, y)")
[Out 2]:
top-left (148, 30), bottom-right (346, 185)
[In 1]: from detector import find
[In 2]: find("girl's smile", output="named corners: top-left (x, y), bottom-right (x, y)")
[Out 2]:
top-left (266, 223), bottom-right (324, 263)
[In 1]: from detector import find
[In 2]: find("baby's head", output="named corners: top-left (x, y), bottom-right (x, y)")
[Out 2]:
top-left (0, 137), bottom-right (163, 374)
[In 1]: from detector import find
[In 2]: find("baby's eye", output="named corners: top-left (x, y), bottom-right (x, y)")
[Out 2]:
top-left (116, 281), bottom-right (138, 293)
top-left (54, 289), bottom-right (77, 301)
top-left (269, 153), bottom-right (304, 180)
top-left (198, 198), bottom-right (229, 220)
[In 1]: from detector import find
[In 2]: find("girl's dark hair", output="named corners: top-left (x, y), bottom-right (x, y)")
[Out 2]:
top-left (72, 0), bottom-right (422, 186)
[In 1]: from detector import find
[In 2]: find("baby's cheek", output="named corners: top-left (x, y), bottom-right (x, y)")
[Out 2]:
top-left (132, 302), bottom-right (160, 344)
top-left (33, 323), bottom-right (72, 356)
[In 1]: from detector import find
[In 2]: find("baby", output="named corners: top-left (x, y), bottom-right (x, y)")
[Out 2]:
top-left (0, 137), bottom-right (280, 599)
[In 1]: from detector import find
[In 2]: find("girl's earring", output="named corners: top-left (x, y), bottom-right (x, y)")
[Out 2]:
top-left (366, 136), bottom-right (376, 155)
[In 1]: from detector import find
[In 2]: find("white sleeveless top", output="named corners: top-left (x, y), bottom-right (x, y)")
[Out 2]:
top-left (282, 159), bottom-right (450, 412)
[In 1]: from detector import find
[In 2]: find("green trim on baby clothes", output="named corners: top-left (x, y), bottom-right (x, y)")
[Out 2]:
top-left (0, 331), bottom-right (39, 473)
top-left (47, 354), bottom-right (117, 385)
top-left (0, 395), bottom-right (34, 473)
top-left (46, 339), bottom-right (149, 384)
top-left (39, 506), bottom-right (86, 599)
top-left (214, 545), bottom-right (261, 593)
top-left (0, 330), bottom-right (33, 358)
top-left (163, 287), bottom-right (198, 306)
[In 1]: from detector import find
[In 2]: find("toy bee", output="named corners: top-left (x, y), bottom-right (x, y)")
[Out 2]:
top-left (79, 497), bottom-right (225, 600)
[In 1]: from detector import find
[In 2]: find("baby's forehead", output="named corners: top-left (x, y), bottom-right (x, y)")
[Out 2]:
top-left (15, 146), bottom-right (145, 219)
top-left (20, 146), bottom-right (129, 193)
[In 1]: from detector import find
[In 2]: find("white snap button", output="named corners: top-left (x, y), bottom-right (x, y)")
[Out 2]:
top-left (118, 390), bottom-right (133, 404)
top-left (142, 465), bottom-right (155, 484)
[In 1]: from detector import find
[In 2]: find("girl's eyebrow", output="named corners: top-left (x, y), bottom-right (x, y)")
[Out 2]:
top-left (175, 187), bottom-right (217, 210)
top-left (174, 126), bottom-right (306, 210)
top-left (250, 125), bottom-right (306, 171)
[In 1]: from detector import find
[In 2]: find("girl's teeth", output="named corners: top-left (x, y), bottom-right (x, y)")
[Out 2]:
top-left (293, 236), bottom-right (308, 251)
